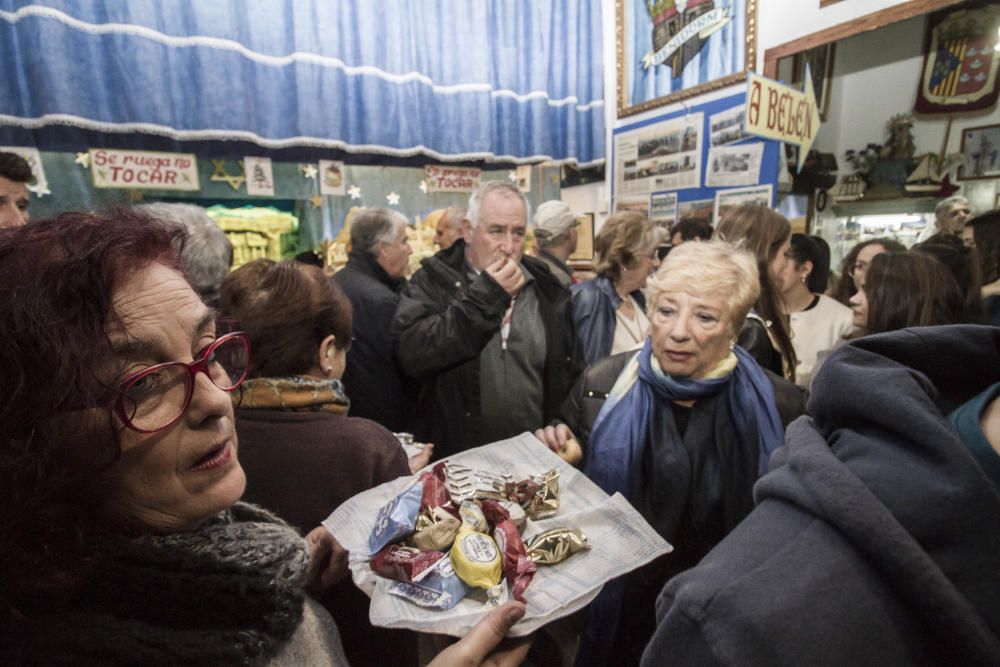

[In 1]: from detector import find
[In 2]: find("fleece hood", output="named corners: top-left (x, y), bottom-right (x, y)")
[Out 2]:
top-left (756, 325), bottom-right (1000, 664)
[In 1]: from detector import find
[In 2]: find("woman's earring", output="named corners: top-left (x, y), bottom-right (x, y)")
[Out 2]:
top-left (729, 340), bottom-right (736, 350)
top-left (801, 275), bottom-right (807, 283)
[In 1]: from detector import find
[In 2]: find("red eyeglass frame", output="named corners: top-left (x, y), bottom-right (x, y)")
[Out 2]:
top-left (113, 331), bottom-right (251, 434)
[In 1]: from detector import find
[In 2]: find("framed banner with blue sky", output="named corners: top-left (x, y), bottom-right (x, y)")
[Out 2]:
top-left (616, 0), bottom-right (758, 118)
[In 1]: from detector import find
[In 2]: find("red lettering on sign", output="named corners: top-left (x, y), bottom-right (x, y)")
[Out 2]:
top-left (766, 88), bottom-right (778, 130)
top-left (748, 80), bottom-right (761, 126)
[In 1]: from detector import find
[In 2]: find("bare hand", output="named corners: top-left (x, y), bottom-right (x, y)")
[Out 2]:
top-left (408, 442), bottom-right (434, 473)
top-left (486, 257), bottom-right (526, 297)
top-left (533, 424), bottom-right (582, 465)
top-left (427, 601), bottom-right (532, 667)
top-left (304, 526), bottom-right (349, 595)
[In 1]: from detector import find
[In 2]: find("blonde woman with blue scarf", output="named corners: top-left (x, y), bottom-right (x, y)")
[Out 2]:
top-left (535, 240), bottom-right (805, 667)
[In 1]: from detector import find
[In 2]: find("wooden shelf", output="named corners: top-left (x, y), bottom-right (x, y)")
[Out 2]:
top-left (830, 197), bottom-right (937, 217)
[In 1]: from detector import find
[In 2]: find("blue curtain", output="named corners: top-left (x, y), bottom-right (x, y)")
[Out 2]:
top-left (0, 1), bottom-right (604, 165)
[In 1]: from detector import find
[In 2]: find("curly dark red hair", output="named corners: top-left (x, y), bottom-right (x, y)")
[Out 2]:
top-left (0, 208), bottom-right (185, 613)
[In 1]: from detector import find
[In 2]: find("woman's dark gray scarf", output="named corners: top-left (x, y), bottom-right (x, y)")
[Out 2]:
top-left (5, 503), bottom-right (309, 665)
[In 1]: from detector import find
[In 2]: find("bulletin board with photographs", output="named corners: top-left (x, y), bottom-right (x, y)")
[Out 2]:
top-left (611, 92), bottom-right (780, 227)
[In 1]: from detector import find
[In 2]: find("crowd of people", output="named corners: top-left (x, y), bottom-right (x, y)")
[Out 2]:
top-left (1, 149), bottom-right (998, 665)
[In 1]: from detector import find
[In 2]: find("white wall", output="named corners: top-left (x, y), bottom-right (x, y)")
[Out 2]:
top-left (819, 14), bottom-right (1000, 161)
top-left (576, 0), bottom-right (1000, 221)
top-left (757, 0), bottom-right (920, 69)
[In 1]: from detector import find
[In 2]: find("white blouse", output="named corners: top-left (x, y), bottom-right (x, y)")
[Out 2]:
top-left (789, 294), bottom-right (855, 388)
top-left (612, 295), bottom-right (650, 356)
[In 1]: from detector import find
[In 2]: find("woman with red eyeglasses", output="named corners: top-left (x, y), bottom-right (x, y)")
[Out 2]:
top-left (0, 210), bottom-right (527, 666)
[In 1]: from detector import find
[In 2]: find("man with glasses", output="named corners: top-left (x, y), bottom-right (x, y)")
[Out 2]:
top-left (392, 181), bottom-right (584, 458)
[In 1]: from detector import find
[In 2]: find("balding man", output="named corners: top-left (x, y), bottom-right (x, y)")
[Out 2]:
top-left (334, 208), bottom-right (416, 432)
top-left (434, 207), bottom-right (465, 250)
top-left (919, 195), bottom-right (971, 243)
top-left (393, 182), bottom-right (583, 457)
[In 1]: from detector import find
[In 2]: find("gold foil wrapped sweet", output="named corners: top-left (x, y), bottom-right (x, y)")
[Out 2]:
top-left (410, 506), bottom-right (462, 551)
top-left (507, 469), bottom-right (560, 520)
top-left (525, 528), bottom-right (590, 565)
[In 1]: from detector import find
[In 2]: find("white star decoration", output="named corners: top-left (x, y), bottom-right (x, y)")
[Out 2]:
top-left (74, 152), bottom-right (90, 167)
top-left (300, 164), bottom-right (318, 179)
top-left (387, 192), bottom-right (400, 206)
top-left (508, 170), bottom-right (517, 182)
top-left (348, 185), bottom-right (362, 200)
top-left (419, 180), bottom-right (428, 193)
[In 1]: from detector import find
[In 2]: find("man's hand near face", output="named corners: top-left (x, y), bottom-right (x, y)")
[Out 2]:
top-left (486, 256), bottom-right (526, 297)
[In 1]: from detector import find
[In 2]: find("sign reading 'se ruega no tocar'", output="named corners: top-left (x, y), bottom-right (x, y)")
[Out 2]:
top-left (90, 149), bottom-right (200, 191)
top-left (744, 65), bottom-right (822, 166)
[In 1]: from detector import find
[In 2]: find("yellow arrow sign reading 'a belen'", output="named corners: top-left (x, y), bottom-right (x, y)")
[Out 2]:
top-left (745, 64), bottom-right (822, 163)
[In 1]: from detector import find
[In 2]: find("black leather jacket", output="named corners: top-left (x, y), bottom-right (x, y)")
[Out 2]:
top-left (392, 240), bottom-right (584, 458)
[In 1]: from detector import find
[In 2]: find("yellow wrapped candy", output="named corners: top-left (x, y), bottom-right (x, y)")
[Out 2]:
top-left (449, 526), bottom-right (502, 591)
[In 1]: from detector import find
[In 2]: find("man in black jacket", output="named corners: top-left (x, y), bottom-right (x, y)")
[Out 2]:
top-left (334, 208), bottom-right (416, 431)
top-left (392, 181), bottom-right (583, 458)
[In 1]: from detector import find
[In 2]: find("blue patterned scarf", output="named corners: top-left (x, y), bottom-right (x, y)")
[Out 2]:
top-left (576, 338), bottom-right (784, 667)
top-left (584, 338), bottom-right (783, 497)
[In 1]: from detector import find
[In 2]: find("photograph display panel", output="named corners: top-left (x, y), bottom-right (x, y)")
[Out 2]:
top-left (615, 112), bottom-right (704, 197)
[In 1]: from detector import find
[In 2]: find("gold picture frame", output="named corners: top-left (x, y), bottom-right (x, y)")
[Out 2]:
top-left (616, 0), bottom-right (758, 118)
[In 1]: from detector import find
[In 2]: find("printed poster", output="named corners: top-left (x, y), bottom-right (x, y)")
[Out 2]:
top-left (319, 160), bottom-right (346, 195)
top-left (90, 149), bottom-right (199, 191)
top-left (0, 145), bottom-right (49, 196)
top-left (705, 143), bottom-right (764, 188)
top-left (244, 156), bottom-right (275, 197)
top-left (650, 191), bottom-right (678, 228)
top-left (709, 105), bottom-right (750, 147)
top-left (677, 198), bottom-right (714, 227)
top-left (615, 195), bottom-right (650, 216)
top-left (615, 112), bottom-right (703, 196)
top-left (713, 184), bottom-right (773, 224)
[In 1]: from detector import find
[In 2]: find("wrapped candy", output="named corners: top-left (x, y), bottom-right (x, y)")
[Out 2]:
top-left (525, 528), bottom-right (591, 565)
top-left (449, 526), bottom-right (504, 606)
top-left (479, 499), bottom-right (509, 530)
top-left (371, 543), bottom-right (445, 583)
top-left (458, 500), bottom-right (488, 533)
top-left (410, 506), bottom-right (462, 551)
top-left (387, 557), bottom-right (472, 610)
top-left (504, 469), bottom-right (560, 520)
top-left (420, 463), bottom-right (460, 519)
top-left (444, 463), bottom-right (513, 503)
top-left (369, 482), bottom-right (423, 555)
top-left (493, 519), bottom-right (536, 602)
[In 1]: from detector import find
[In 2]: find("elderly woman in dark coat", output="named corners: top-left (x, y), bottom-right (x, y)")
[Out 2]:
top-left (571, 211), bottom-right (660, 363)
top-left (536, 240), bottom-right (805, 667)
top-left (0, 210), bottom-right (526, 666)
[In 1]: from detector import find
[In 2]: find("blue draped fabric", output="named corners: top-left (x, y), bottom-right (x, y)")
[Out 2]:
top-left (0, 1), bottom-right (604, 165)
